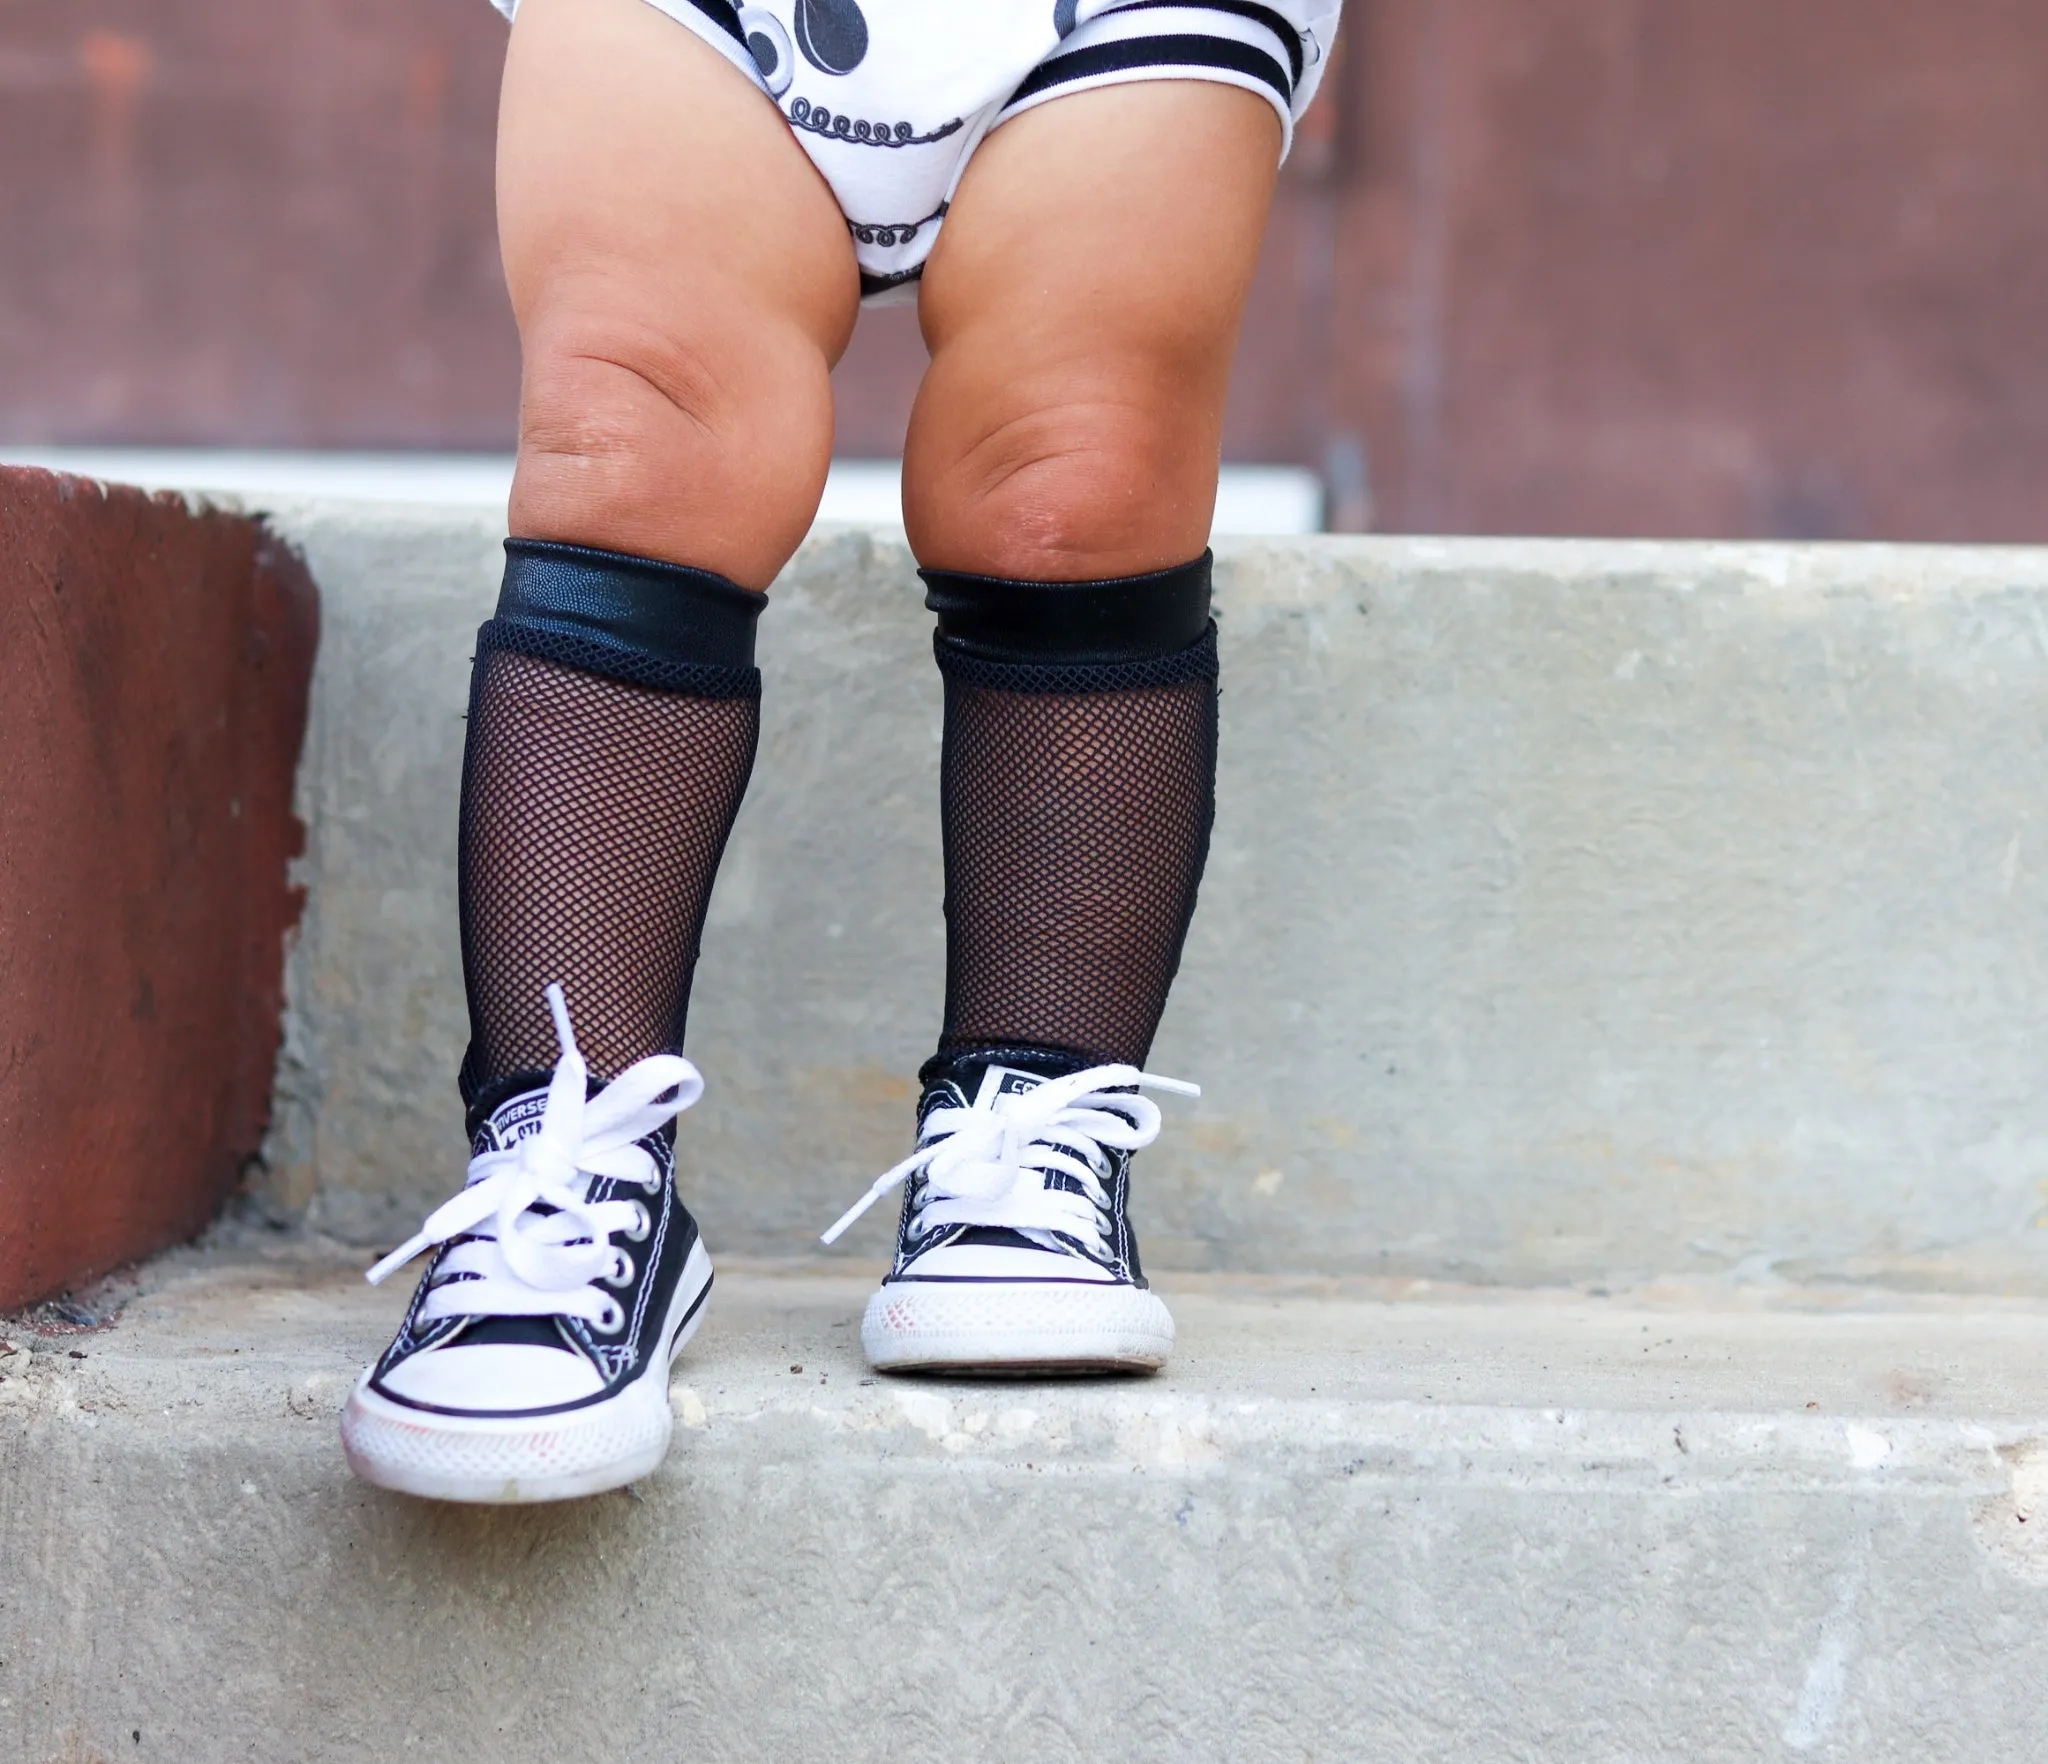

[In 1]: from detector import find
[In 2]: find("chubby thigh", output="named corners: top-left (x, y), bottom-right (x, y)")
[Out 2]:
top-left (498, 0), bottom-right (860, 587)
top-left (906, 79), bottom-right (1282, 580)
top-left (497, 0), bottom-right (1282, 585)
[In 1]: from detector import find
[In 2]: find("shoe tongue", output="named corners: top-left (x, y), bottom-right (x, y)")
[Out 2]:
top-left (470, 1086), bottom-right (554, 1160)
top-left (919, 1062), bottom-right (1100, 1261)
top-left (450, 1083), bottom-right (609, 1362)
top-left (972, 1062), bottom-right (1050, 1111)
top-left (457, 1315), bottom-right (581, 1355)
top-left (921, 1043), bottom-right (1090, 1103)
top-left (459, 1090), bottom-right (595, 1358)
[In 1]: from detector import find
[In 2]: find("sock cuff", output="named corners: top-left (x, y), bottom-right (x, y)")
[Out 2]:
top-left (919, 552), bottom-right (1212, 666)
top-left (486, 538), bottom-right (767, 696)
top-left (933, 622), bottom-right (1217, 695)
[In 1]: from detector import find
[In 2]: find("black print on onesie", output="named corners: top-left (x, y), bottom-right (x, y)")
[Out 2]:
top-left (794, 0), bottom-right (868, 73)
top-left (739, 0), bottom-right (961, 149)
top-left (741, 10), bottom-right (797, 94)
top-left (788, 99), bottom-right (964, 148)
top-left (848, 201), bottom-right (948, 250)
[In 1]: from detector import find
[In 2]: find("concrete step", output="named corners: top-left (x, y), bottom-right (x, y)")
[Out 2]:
top-left (4, 1247), bottom-right (2046, 1760)
top-left (245, 502), bottom-right (2048, 1294)
top-left (0, 449), bottom-right (1326, 535)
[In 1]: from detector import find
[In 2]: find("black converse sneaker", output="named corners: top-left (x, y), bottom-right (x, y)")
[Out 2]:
top-left (821, 1046), bottom-right (1197, 1374)
top-left (341, 987), bottom-right (714, 1503)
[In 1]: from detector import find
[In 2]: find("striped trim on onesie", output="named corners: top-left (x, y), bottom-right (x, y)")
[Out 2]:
top-left (491, 0), bottom-right (1342, 300)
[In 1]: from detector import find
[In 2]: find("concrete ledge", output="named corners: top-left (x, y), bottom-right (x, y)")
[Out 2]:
top-left (0, 469), bottom-right (316, 1307)
top-left (251, 505), bottom-right (2048, 1290)
top-left (3, 1250), bottom-right (2047, 1760)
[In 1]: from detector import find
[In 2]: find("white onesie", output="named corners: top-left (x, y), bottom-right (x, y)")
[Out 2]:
top-left (492, 0), bottom-right (1343, 301)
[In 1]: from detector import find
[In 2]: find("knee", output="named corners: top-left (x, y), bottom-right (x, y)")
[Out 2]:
top-left (904, 393), bottom-right (1221, 581)
top-left (511, 303), bottom-right (835, 589)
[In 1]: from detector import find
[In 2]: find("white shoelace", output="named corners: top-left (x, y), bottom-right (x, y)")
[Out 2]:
top-left (820, 1064), bottom-right (1199, 1254)
top-left (366, 986), bottom-right (703, 1334)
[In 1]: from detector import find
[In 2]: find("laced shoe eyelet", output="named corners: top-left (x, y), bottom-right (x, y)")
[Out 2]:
top-left (622, 1202), bottom-right (652, 1242)
top-left (606, 1249), bottom-right (634, 1287)
top-left (595, 1297), bottom-right (626, 1334)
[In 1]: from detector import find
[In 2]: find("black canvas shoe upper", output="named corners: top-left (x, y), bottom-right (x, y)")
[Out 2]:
top-left (364, 990), bottom-right (710, 1420)
top-left (821, 1044), bottom-right (1198, 1288)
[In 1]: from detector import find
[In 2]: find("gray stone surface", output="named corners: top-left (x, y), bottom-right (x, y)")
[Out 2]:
top-left (252, 505), bottom-right (2048, 1289)
top-left (5, 1250), bottom-right (2048, 1762)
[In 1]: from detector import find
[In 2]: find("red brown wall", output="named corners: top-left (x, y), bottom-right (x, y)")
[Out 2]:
top-left (0, 470), bottom-right (317, 1309)
top-left (1278, 0), bottom-right (2048, 539)
top-left (3, 0), bottom-right (2046, 539)
top-left (0, 0), bottom-right (514, 448)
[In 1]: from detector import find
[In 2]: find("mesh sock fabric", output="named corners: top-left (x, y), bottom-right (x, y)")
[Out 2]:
top-left (920, 553), bottom-right (1219, 1072)
top-left (457, 540), bottom-right (765, 1116)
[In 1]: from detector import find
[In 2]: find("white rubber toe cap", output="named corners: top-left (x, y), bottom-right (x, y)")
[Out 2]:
top-left (376, 1341), bottom-right (604, 1411)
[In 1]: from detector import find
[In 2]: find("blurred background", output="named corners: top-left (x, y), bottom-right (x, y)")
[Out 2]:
top-left (2, 0), bottom-right (2045, 537)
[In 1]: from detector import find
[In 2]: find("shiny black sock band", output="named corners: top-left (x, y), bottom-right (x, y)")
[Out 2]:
top-left (922, 551), bottom-right (1212, 665)
top-left (481, 537), bottom-right (764, 698)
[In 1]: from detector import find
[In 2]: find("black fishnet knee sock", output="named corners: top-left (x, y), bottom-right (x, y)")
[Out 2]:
top-left (928, 565), bottom-right (1219, 1069)
top-left (456, 542), bottom-right (763, 1105)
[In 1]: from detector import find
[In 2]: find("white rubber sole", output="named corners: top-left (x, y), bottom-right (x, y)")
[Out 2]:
top-left (340, 1239), bottom-right (712, 1504)
top-left (861, 1278), bottom-right (1174, 1375)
